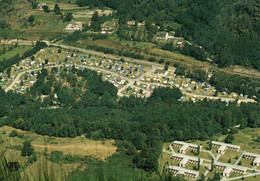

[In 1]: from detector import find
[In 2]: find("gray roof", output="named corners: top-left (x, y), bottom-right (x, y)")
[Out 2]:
top-left (167, 165), bottom-right (199, 176)
top-left (244, 152), bottom-right (260, 158)
top-left (215, 162), bottom-right (247, 171)
top-left (154, 69), bottom-right (167, 74)
top-left (212, 141), bottom-right (240, 149)
top-left (173, 141), bottom-right (199, 148)
top-left (172, 152), bottom-right (202, 162)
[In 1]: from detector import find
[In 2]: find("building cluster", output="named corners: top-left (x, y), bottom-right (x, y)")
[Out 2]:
top-left (103, 72), bottom-right (126, 88)
top-left (65, 21), bottom-right (83, 32)
top-left (212, 141), bottom-right (240, 154)
top-left (80, 55), bottom-right (145, 79)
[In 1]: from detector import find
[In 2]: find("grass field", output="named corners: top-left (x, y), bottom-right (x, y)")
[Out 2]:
top-left (0, 125), bottom-right (117, 180)
top-left (0, 46), bottom-right (32, 61)
top-left (217, 150), bottom-right (242, 164)
top-left (217, 128), bottom-right (260, 154)
top-left (0, 126), bottom-right (117, 160)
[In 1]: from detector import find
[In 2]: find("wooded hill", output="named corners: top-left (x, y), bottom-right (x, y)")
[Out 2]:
top-left (76, 0), bottom-right (260, 70)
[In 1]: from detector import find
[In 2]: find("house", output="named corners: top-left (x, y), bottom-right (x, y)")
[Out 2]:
top-left (166, 165), bottom-right (199, 178)
top-left (65, 21), bottom-right (82, 31)
top-left (243, 152), bottom-right (260, 166)
top-left (39, 3), bottom-right (47, 9)
top-left (157, 32), bottom-right (168, 39)
top-left (29, 77), bottom-right (37, 84)
top-left (253, 157), bottom-right (260, 166)
top-left (171, 153), bottom-right (203, 167)
top-left (137, 21), bottom-right (146, 26)
top-left (172, 141), bottom-right (201, 154)
top-left (176, 42), bottom-right (183, 46)
top-left (154, 69), bottom-right (167, 76)
top-left (214, 162), bottom-right (247, 177)
top-left (223, 167), bottom-right (233, 177)
top-left (127, 21), bottom-right (136, 26)
top-left (101, 27), bottom-right (113, 34)
top-left (212, 141), bottom-right (240, 154)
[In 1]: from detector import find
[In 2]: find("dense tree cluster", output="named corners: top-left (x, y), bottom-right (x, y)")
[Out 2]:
top-left (86, 45), bottom-right (144, 59)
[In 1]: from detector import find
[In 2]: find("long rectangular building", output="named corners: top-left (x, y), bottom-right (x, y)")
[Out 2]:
top-left (171, 153), bottom-right (203, 167)
top-left (214, 162), bottom-right (247, 177)
top-left (243, 152), bottom-right (260, 166)
top-left (172, 141), bottom-right (201, 154)
top-left (212, 141), bottom-right (240, 154)
top-left (166, 165), bottom-right (199, 178)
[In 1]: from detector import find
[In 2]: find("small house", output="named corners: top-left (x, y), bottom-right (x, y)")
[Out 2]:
top-left (154, 69), bottom-right (167, 76)
top-left (127, 21), bottom-right (136, 26)
top-left (39, 3), bottom-right (47, 9)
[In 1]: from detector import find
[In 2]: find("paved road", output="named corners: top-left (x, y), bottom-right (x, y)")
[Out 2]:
top-left (4, 63), bottom-right (257, 104)
top-left (5, 65), bottom-right (59, 92)
top-left (221, 172), bottom-right (260, 181)
top-left (234, 152), bottom-right (244, 166)
top-left (1, 40), bottom-right (257, 103)
top-left (2, 39), bottom-right (260, 79)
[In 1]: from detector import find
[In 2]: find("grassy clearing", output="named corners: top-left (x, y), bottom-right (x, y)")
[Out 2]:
top-left (0, 126), bottom-right (117, 160)
top-left (217, 128), bottom-right (260, 154)
top-left (0, 46), bottom-right (32, 61)
top-left (217, 150), bottom-right (242, 164)
top-left (244, 174), bottom-right (260, 181)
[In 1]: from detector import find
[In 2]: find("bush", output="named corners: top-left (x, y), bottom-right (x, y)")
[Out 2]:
top-left (165, 61), bottom-right (170, 65)
top-left (173, 63), bottom-right (180, 67)
top-left (49, 151), bottom-right (63, 163)
top-left (148, 57), bottom-right (156, 62)
top-left (230, 128), bottom-right (238, 134)
top-left (9, 130), bottom-right (24, 138)
top-left (158, 59), bottom-right (164, 64)
top-left (28, 15), bottom-right (35, 23)
top-left (224, 134), bottom-right (234, 144)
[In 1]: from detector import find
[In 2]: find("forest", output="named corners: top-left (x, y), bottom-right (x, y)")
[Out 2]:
top-left (76, 0), bottom-right (260, 70)
top-left (0, 66), bottom-right (259, 173)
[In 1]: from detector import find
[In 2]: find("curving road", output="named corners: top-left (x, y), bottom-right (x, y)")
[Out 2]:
top-left (1, 40), bottom-right (257, 103)
top-left (2, 39), bottom-right (259, 78)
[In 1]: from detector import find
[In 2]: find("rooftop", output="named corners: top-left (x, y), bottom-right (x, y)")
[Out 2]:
top-left (173, 141), bottom-right (199, 148)
top-left (154, 69), bottom-right (167, 74)
top-left (167, 165), bottom-right (199, 176)
top-left (244, 152), bottom-right (260, 158)
top-left (212, 141), bottom-right (240, 149)
top-left (171, 153), bottom-right (202, 162)
top-left (215, 162), bottom-right (247, 171)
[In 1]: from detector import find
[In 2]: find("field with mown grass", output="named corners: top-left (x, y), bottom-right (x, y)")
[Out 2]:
top-left (0, 125), bottom-right (117, 180)
top-left (0, 126), bottom-right (117, 160)
top-left (0, 46), bottom-right (32, 62)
